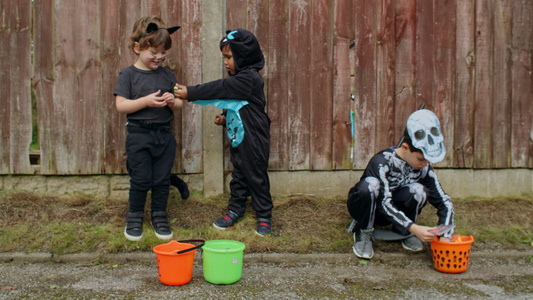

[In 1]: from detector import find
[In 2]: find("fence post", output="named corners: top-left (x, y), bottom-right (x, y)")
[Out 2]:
top-left (201, 0), bottom-right (225, 196)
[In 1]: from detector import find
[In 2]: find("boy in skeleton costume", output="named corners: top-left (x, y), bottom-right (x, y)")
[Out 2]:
top-left (346, 109), bottom-right (454, 259)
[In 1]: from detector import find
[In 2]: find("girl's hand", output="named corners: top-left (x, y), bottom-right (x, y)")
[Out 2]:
top-left (214, 114), bottom-right (226, 125)
top-left (143, 90), bottom-right (167, 107)
top-left (174, 84), bottom-right (188, 100)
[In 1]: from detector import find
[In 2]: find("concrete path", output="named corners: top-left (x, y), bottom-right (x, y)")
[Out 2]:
top-left (1, 250), bottom-right (532, 299)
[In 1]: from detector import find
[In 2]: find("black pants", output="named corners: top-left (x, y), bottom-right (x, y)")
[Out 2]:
top-left (346, 177), bottom-right (428, 235)
top-left (126, 125), bottom-right (176, 213)
top-left (227, 135), bottom-right (273, 219)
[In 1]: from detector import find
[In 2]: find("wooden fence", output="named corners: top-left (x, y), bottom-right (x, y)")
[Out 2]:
top-left (0, 0), bottom-right (532, 176)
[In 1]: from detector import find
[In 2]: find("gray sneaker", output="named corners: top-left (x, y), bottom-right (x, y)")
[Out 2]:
top-left (352, 228), bottom-right (374, 259)
top-left (401, 235), bottom-right (423, 251)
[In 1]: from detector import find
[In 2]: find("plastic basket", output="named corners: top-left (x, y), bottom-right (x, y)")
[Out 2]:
top-left (430, 235), bottom-right (474, 273)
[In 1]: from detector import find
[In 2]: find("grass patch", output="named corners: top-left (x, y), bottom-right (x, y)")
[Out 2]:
top-left (0, 191), bottom-right (532, 255)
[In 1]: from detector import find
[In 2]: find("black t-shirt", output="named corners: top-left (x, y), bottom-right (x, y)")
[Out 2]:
top-left (113, 65), bottom-right (176, 123)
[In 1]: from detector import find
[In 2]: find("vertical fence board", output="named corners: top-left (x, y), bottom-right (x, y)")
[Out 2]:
top-left (375, 0), bottom-right (396, 151)
top-left (415, 0), bottom-right (434, 110)
top-left (226, 0), bottom-right (247, 29)
top-left (179, 0), bottom-right (203, 174)
top-left (473, 0), bottom-right (494, 168)
top-left (288, 0), bottom-right (311, 170)
top-left (267, 0), bottom-right (290, 170)
top-left (77, 1), bottom-right (102, 174)
top-left (433, 0), bottom-right (456, 167)
top-left (352, 0), bottom-right (377, 169)
top-left (0, 0), bottom-right (32, 174)
top-left (511, 0), bottom-right (533, 168)
top-left (32, 0), bottom-right (55, 174)
top-left (453, 0), bottom-right (475, 168)
top-left (310, 0), bottom-right (334, 170)
top-left (332, 0), bottom-right (355, 170)
top-left (393, 0), bottom-right (417, 139)
top-left (0, 0), bottom-right (10, 173)
top-left (160, 0), bottom-right (185, 173)
top-left (8, 0), bottom-right (32, 174)
top-left (492, 0), bottom-right (512, 168)
top-left (99, 0), bottom-right (123, 174)
top-left (48, 0), bottom-right (101, 174)
top-left (247, 0), bottom-right (270, 55)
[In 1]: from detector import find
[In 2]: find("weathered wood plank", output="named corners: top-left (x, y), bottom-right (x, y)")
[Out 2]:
top-left (352, 0), bottom-right (377, 169)
top-left (0, 0), bottom-right (30, 173)
top-left (310, 0), bottom-right (334, 170)
top-left (0, 0), bottom-right (13, 173)
top-left (510, 0), bottom-right (533, 168)
top-left (492, 0), bottom-right (512, 168)
top-left (48, 0), bottom-right (101, 174)
top-left (226, 0), bottom-right (247, 29)
top-left (375, 0), bottom-right (396, 151)
top-left (99, 0), bottom-right (123, 174)
top-left (178, 0), bottom-right (204, 174)
top-left (473, 0), bottom-right (494, 168)
top-left (415, 0), bottom-right (434, 111)
top-left (433, 0), bottom-right (456, 167)
top-left (7, 0), bottom-right (32, 174)
top-left (393, 0), bottom-right (417, 141)
top-left (332, 0), bottom-right (355, 170)
top-left (288, 0), bottom-right (311, 170)
top-left (32, 0), bottom-right (55, 174)
top-left (453, 0), bottom-right (475, 168)
top-left (267, 0), bottom-right (290, 170)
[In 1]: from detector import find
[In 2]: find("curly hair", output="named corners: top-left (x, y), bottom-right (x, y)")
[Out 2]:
top-left (129, 16), bottom-right (172, 52)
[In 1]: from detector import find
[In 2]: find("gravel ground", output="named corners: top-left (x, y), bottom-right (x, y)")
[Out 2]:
top-left (1, 250), bottom-right (532, 299)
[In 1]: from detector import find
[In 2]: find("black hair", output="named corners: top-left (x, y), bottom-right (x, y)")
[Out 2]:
top-left (402, 128), bottom-right (423, 153)
top-left (219, 36), bottom-right (230, 51)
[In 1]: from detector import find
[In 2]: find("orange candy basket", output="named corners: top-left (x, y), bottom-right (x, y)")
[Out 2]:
top-left (430, 235), bottom-right (474, 273)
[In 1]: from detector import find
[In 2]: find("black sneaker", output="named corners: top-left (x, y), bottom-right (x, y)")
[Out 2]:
top-left (213, 210), bottom-right (241, 230)
top-left (255, 218), bottom-right (272, 236)
top-left (170, 175), bottom-right (189, 199)
top-left (151, 211), bottom-right (173, 240)
top-left (124, 211), bottom-right (144, 241)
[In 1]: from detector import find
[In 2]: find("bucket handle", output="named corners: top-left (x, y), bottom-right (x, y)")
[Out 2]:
top-left (176, 239), bottom-right (205, 254)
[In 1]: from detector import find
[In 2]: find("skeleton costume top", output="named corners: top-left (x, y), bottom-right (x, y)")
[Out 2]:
top-left (360, 147), bottom-right (454, 232)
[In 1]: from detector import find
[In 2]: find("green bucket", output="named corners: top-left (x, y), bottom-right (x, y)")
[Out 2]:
top-left (202, 240), bottom-right (245, 284)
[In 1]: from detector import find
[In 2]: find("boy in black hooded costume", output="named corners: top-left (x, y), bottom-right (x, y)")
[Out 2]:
top-left (175, 29), bottom-right (273, 236)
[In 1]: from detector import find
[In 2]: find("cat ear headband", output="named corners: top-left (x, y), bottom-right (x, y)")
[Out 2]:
top-left (137, 22), bottom-right (181, 41)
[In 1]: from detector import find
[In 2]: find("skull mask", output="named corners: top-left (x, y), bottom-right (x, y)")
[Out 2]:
top-left (406, 109), bottom-right (445, 164)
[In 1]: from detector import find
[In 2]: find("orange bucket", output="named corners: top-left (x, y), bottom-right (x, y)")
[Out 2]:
top-left (153, 240), bottom-right (204, 286)
top-left (430, 235), bottom-right (474, 273)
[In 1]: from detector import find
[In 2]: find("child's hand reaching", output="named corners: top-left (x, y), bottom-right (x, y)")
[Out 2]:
top-left (162, 92), bottom-right (183, 110)
top-left (174, 84), bottom-right (188, 100)
top-left (214, 114), bottom-right (226, 126)
top-left (409, 224), bottom-right (437, 243)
